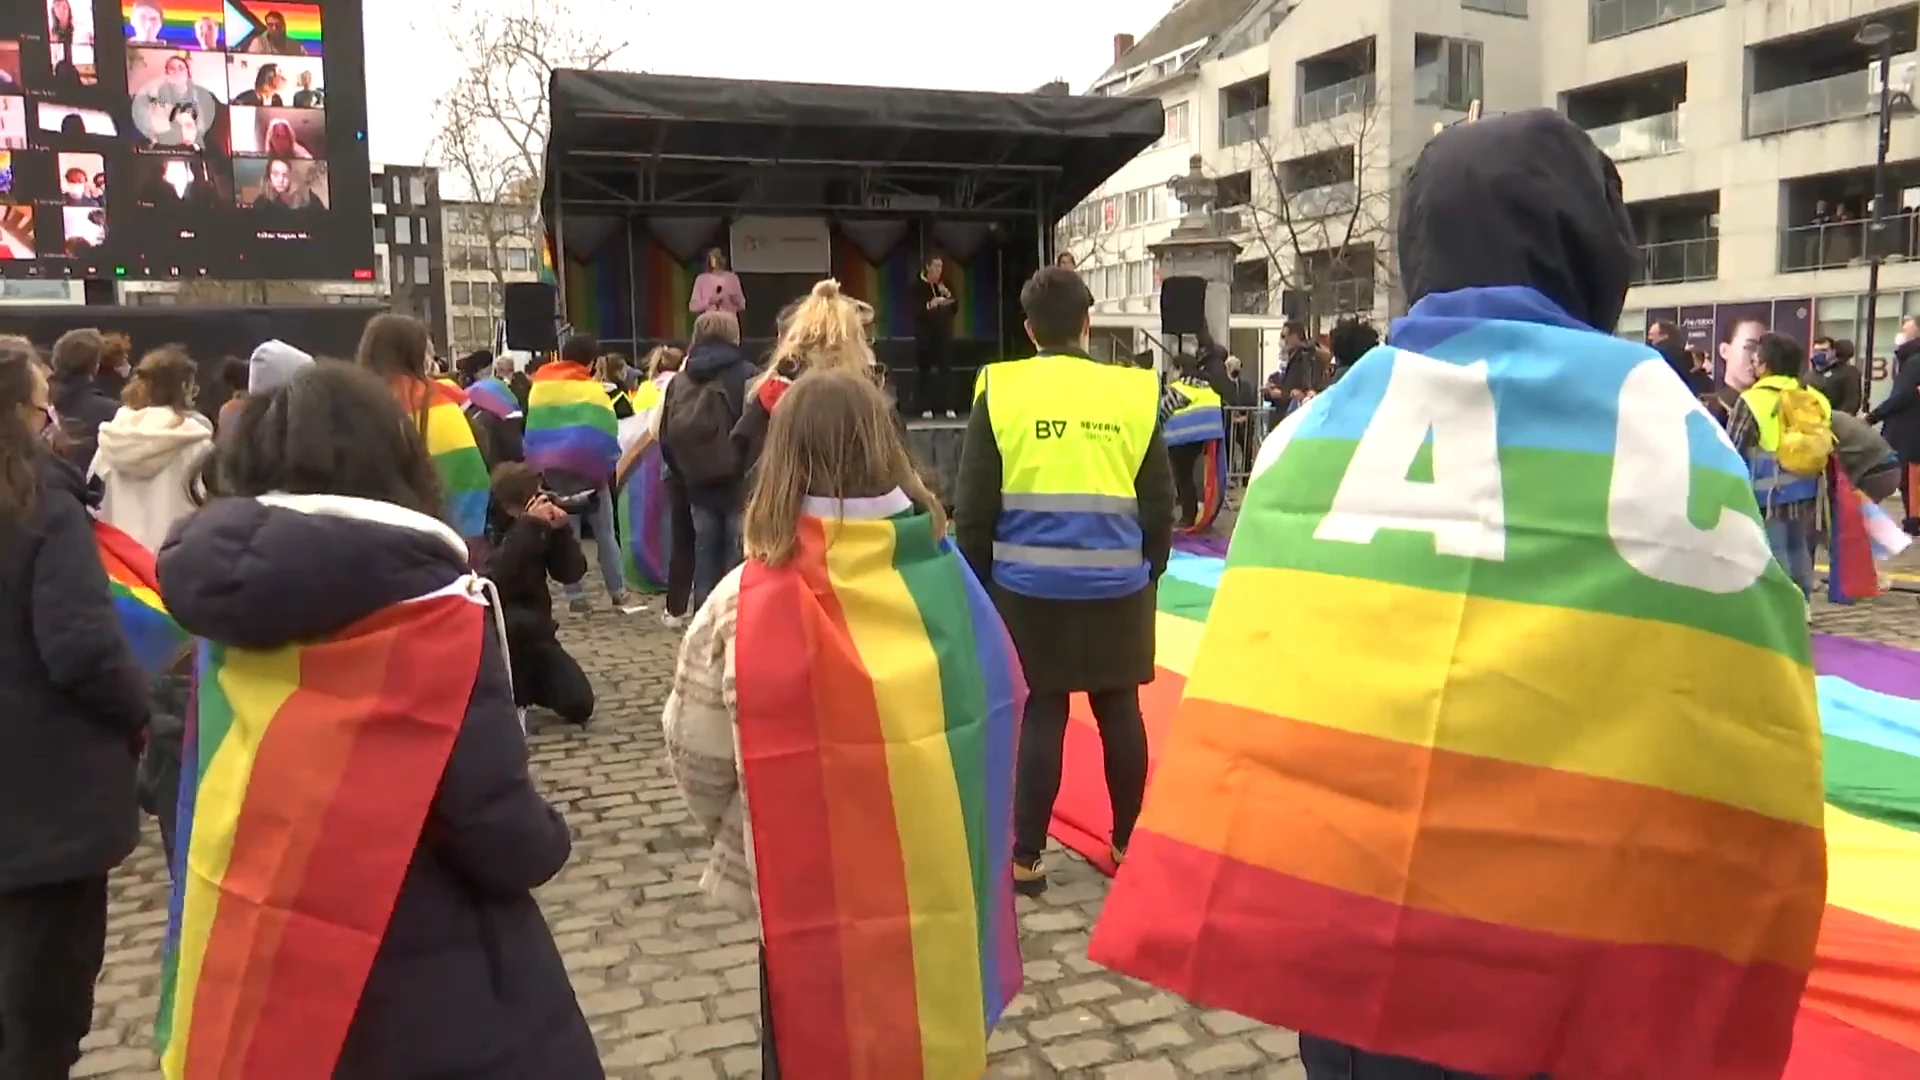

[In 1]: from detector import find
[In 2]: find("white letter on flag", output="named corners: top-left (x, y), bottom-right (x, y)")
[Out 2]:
top-left (1316, 352), bottom-right (1507, 560)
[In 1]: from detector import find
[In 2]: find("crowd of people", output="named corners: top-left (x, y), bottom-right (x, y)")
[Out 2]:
top-left (0, 108), bottom-right (1909, 1080)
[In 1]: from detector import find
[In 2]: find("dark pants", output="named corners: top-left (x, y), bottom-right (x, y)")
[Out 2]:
top-left (759, 945), bottom-right (780, 1079)
top-left (0, 876), bottom-right (109, 1079)
top-left (914, 333), bottom-right (951, 414)
top-left (1301, 1035), bottom-right (1546, 1079)
top-left (1012, 689), bottom-right (1148, 864)
top-left (507, 626), bottom-right (595, 724)
top-left (690, 497), bottom-right (742, 612)
top-left (1169, 441), bottom-right (1204, 526)
top-left (666, 478), bottom-right (697, 618)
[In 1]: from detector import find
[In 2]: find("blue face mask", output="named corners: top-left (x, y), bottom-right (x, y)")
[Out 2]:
top-left (1812, 350), bottom-right (1831, 368)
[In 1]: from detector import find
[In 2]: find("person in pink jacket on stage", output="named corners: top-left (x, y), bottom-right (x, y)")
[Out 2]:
top-left (689, 248), bottom-right (746, 317)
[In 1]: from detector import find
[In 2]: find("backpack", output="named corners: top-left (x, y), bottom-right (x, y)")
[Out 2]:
top-left (463, 403), bottom-right (501, 468)
top-left (662, 377), bottom-right (739, 487)
top-left (1769, 383), bottom-right (1836, 478)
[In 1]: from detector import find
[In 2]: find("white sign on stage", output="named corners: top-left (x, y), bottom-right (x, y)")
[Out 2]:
top-left (730, 217), bottom-right (831, 275)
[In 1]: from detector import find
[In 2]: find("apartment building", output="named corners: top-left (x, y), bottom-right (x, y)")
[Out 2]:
top-left (440, 200), bottom-right (544, 356)
top-left (1064, 0), bottom-right (1535, 367)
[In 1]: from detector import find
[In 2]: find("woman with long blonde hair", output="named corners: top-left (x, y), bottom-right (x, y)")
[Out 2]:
top-left (734, 278), bottom-right (882, 479)
top-left (663, 369), bottom-right (1021, 1078)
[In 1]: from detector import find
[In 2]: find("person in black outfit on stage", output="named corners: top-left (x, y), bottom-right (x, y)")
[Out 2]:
top-left (914, 255), bottom-right (958, 418)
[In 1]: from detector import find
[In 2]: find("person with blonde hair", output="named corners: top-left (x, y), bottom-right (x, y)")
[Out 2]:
top-left (658, 310), bottom-right (757, 608)
top-left (732, 278), bottom-right (881, 480)
top-left (664, 369), bottom-right (1022, 1078)
top-left (91, 346), bottom-right (214, 552)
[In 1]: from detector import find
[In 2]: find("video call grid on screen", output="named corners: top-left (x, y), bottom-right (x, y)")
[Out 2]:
top-left (0, 0), bottom-right (372, 279)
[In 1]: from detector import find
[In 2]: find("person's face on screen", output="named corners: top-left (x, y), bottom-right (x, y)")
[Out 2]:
top-left (195, 17), bottom-right (217, 49)
top-left (267, 159), bottom-right (291, 196)
top-left (265, 12), bottom-right (286, 40)
top-left (266, 122), bottom-right (293, 155)
top-left (297, 71), bottom-right (311, 89)
top-left (164, 56), bottom-right (188, 90)
top-left (133, 5), bottom-right (162, 42)
top-left (51, 1), bottom-right (71, 29)
top-left (61, 168), bottom-right (84, 197)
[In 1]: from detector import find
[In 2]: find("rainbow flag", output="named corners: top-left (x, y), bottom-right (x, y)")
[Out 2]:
top-left (126, 0), bottom-right (224, 48)
top-left (523, 362), bottom-right (619, 482)
top-left (1827, 464), bottom-right (1880, 604)
top-left (155, 585), bottom-right (486, 1078)
top-left (1089, 286), bottom-right (1827, 1077)
top-left (397, 379), bottom-right (490, 539)
top-left (614, 434), bottom-right (668, 592)
top-left (95, 519), bottom-right (189, 675)
top-left (734, 494), bottom-right (1024, 1079)
top-left (464, 377), bottom-right (522, 421)
top-left (639, 240), bottom-right (697, 341)
top-left (227, 1), bottom-right (324, 54)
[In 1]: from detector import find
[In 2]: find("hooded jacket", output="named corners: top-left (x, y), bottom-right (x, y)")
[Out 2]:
top-left (1869, 336), bottom-right (1920, 462)
top-left (248, 338), bottom-right (313, 395)
top-left (91, 406), bottom-right (214, 552)
top-left (49, 368), bottom-right (122, 471)
top-left (659, 338), bottom-right (757, 504)
top-left (157, 494), bottom-right (601, 1079)
top-left (0, 452), bottom-right (150, 891)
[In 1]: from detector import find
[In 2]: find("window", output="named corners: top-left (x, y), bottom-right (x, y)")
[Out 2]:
top-left (413, 256), bottom-right (431, 284)
top-left (417, 217), bottom-right (430, 246)
top-left (1414, 36), bottom-right (1483, 111)
top-left (1126, 259), bottom-right (1153, 297)
top-left (393, 253), bottom-right (408, 286)
top-left (409, 176), bottom-right (428, 206)
top-left (503, 247), bottom-right (534, 273)
top-left (1218, 171), bottom-right (1254, 209)
top-left (1126, 188), bottom-right (1158, 227)
top-left (393, 216), bottom-right (412, 245)
top-left (371, 177), bottom-right (385, 206)
top-left (451, 281), bottom-right (471, 306)
top-left (1463, 0), bottom-right (1525, 15)
top-left (1589, 0), bottom-right (1722, 43)
top-left (1100, 195), bottom-right (1122, 231)
top-left (1160, 102), bottom-right (1190, 146)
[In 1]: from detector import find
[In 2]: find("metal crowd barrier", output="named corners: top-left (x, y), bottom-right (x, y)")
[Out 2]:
top-left (1221, 405), bottom-right (1276, 505)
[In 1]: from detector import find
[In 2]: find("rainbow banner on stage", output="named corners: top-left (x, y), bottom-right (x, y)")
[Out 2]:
top-left (464, 377), bottom-right (521, 421)
top-left (734, 494), bottom-right (1023, 1079)
top-left (95, 519), bottom-right (188, 675)
top-left (1089, 287), bottom-right (1828, 1078)
top-left (397, 379), bottom-right (490, 539)
top-left (524, 361), bottom-right (619, 482)
top-left (155, 586), bottom-right (484, 1079)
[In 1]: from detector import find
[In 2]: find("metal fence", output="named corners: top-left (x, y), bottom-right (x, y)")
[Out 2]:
top-left (1222, 405), bottom-right (1276, 502)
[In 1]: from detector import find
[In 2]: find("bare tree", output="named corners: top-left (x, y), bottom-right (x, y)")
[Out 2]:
top-left (1219, 85), bottom-right (1402, 328)
top-left (428, 0), bottom-right (627, 291)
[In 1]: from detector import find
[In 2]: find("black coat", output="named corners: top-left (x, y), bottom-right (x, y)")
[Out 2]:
top-left (49, 370), bottom-right (121, 471)
top-left (157, 494), bottom-right (601, 1080)
top-left (1869, 338), bottom-right (1920, 461)
top-left (0, 453), bottom-right (149, 891)
top-left (484, 513), bottom-right (587, 641)
top-left (1810, 358), bottom-right (1865, 417)
top-left (953, 351), bottom-right (1175, 694)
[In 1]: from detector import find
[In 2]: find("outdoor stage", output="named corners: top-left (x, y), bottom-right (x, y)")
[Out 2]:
top-left (538, 70), bottom-right (1163, 370)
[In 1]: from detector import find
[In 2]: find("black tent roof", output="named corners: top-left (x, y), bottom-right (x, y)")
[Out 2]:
top-left (543, 70), bottom-right (1164, 221)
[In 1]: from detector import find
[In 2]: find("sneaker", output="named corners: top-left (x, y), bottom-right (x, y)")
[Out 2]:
top-left (612, 593), bottom-right (648, 615)
top-left (568, 597), bottom-right (592, 615)
top-left (944, 410), bottom-right (957, 419)
top-left (1012, 857), bottom-right (1047, 897)
top-left (660, 610), bottom-right (691, 630)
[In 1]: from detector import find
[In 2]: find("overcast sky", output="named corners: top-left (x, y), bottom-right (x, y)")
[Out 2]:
top-left (367, 0), bottom-right (1176, 167)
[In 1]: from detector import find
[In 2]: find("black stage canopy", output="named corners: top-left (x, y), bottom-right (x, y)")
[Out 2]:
top-left (541, 70), bottom-right (1165, 223)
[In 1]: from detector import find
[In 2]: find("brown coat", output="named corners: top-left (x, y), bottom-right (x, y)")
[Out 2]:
top-left (952, 354), bottom-right (1175, 694)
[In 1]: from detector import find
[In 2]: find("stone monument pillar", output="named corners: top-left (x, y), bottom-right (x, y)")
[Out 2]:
top-left (1148, 154), bottom-right (1243, 352)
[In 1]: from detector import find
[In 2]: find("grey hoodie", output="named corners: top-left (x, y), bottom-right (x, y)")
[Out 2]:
top-left (249, 339), bottom-right (314, 394)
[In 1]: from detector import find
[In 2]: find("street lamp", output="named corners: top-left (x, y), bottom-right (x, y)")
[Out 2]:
top-left (1859, 20), bottom-right (1894, 372)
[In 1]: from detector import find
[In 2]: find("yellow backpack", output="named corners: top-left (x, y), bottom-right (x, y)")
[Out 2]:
top-left (1771, 384), bottom-right (1836, 477)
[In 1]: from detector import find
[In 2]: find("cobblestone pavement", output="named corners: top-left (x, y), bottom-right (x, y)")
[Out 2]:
top-left (76, 549), bottom-right (1920, 1079)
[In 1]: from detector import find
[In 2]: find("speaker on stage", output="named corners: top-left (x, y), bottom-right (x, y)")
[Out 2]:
top-left (1160, 275), bottom-right (1208, 337)
top-left (503, 282), bottom-right (559, 351)
top-left (1279, 288), bottom-right (1309, 322)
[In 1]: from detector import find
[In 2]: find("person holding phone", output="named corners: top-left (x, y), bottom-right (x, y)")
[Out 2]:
top-left (688, 247), bottom-right (745, 317)
top-left (483, 463), bottom-right (595, 727)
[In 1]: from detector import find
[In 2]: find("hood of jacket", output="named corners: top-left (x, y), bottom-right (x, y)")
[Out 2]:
top-left (684, 339), bottom-right (750, 383)
top-left (94, 406), bottom-right (213, 480)
top-left (157, 492), bottom-right (469, 650)
top-left (248, 339), bottom-right (314, 395)
top-left (1398, 109), bottom-right (1636, 335)
top-left (48, 371), bottom-right (118, 420)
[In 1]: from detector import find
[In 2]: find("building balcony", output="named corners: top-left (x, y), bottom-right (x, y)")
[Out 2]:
top-left (1631, 237), bottom-right (1717, 286)
top-left (1588, 107), bottom-right (1686, 163)
top-left (1220, 106), bottom-right (1270, 147)
top-left (1589, 0), bottom-right (1724, 44)
top-left (1289, 180), bottom-right (1358, 220)
top-left (1748, 69), bottom-right (1879, 138)
top-left (1298, 73), bottom-right (1376, 126)
top-left (1779, 219), bottom-right (1920, 272)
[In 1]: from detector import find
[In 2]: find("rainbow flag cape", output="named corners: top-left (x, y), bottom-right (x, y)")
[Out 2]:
top-left (524, 362), bottom-right (619, 482)
top-left (1089, 287), bottom-right (1827, 1078)
top-left (614, 433), bottom-right (669, 592)
top-left (95, 519), bottom-right (189, 674)
top-left (465, 377), bottom-right (522, 421)
top-left (396, 379), bottom-right (490, 540)
top-left (155, 585), bottom-right (486, 1079)
top-left (734, 493), bottom-right (1023, 1079)
top-left (1827, 464), bottom-right (1880, 604)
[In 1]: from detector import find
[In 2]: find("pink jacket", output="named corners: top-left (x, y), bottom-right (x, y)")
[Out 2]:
top-left (689, 271), bottom-right (745, 315)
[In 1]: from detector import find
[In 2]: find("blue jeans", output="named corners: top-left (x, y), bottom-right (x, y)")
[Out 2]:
top-left (1301, 1035), bottom-right (1540, 1080)
top-left (689, 501), bottom-right (741, 611)
top-left (562, 484), bottom-right (628, 602)
top-left (1764, 516), bottom-right (1814, 598)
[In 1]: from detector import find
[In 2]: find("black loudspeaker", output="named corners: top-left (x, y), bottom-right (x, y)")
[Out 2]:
top-left (1279, 289), bottom-right (1309, 321)
top-left (1160, 275), bottom-right (1208, 337)
top-left (503, 282), bottom-right (559, 351)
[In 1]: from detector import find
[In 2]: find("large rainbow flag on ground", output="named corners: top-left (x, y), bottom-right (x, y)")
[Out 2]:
top-left (95, 519), bottom-right (189, 675)
top-left (1088, 287), bottom-right (1829, 1078)
top-left (155, 585), bottom-right (485, 1079)
top-left (734, 492), bottom-right (1023, 1079)
top-left (523, 362), bottom-right (620, 483)
top-left (397, 379), bottom-right (490, 539)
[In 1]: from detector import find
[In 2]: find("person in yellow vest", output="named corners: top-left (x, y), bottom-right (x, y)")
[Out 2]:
top-left (1725, 331), bottom-right (1831, 599)
top-left (1163, 338), bottom-right (1233, 527)
top-left (953, 267), bottom-right (1176, 895)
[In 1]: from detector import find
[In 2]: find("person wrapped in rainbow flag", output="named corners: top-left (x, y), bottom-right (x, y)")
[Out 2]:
top-left (1091, 109), bottom-right (1828, 1079)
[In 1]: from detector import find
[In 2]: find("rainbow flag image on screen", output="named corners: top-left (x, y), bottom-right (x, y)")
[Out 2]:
top-left (524, 361), bottom-right (619, 481)
top-left (1089, 289), bottom-right (1828, 1078)
top-left (221, 1), bottom-right (324, 57)
top-left (156, 586), bottom-right (485, 1079)
top-left (95, 519), bottom-right (189, 675)
top-left (126, 0), bottom-right (226, 49)
top-left (734, 494), bottom-right (1023, 1079)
